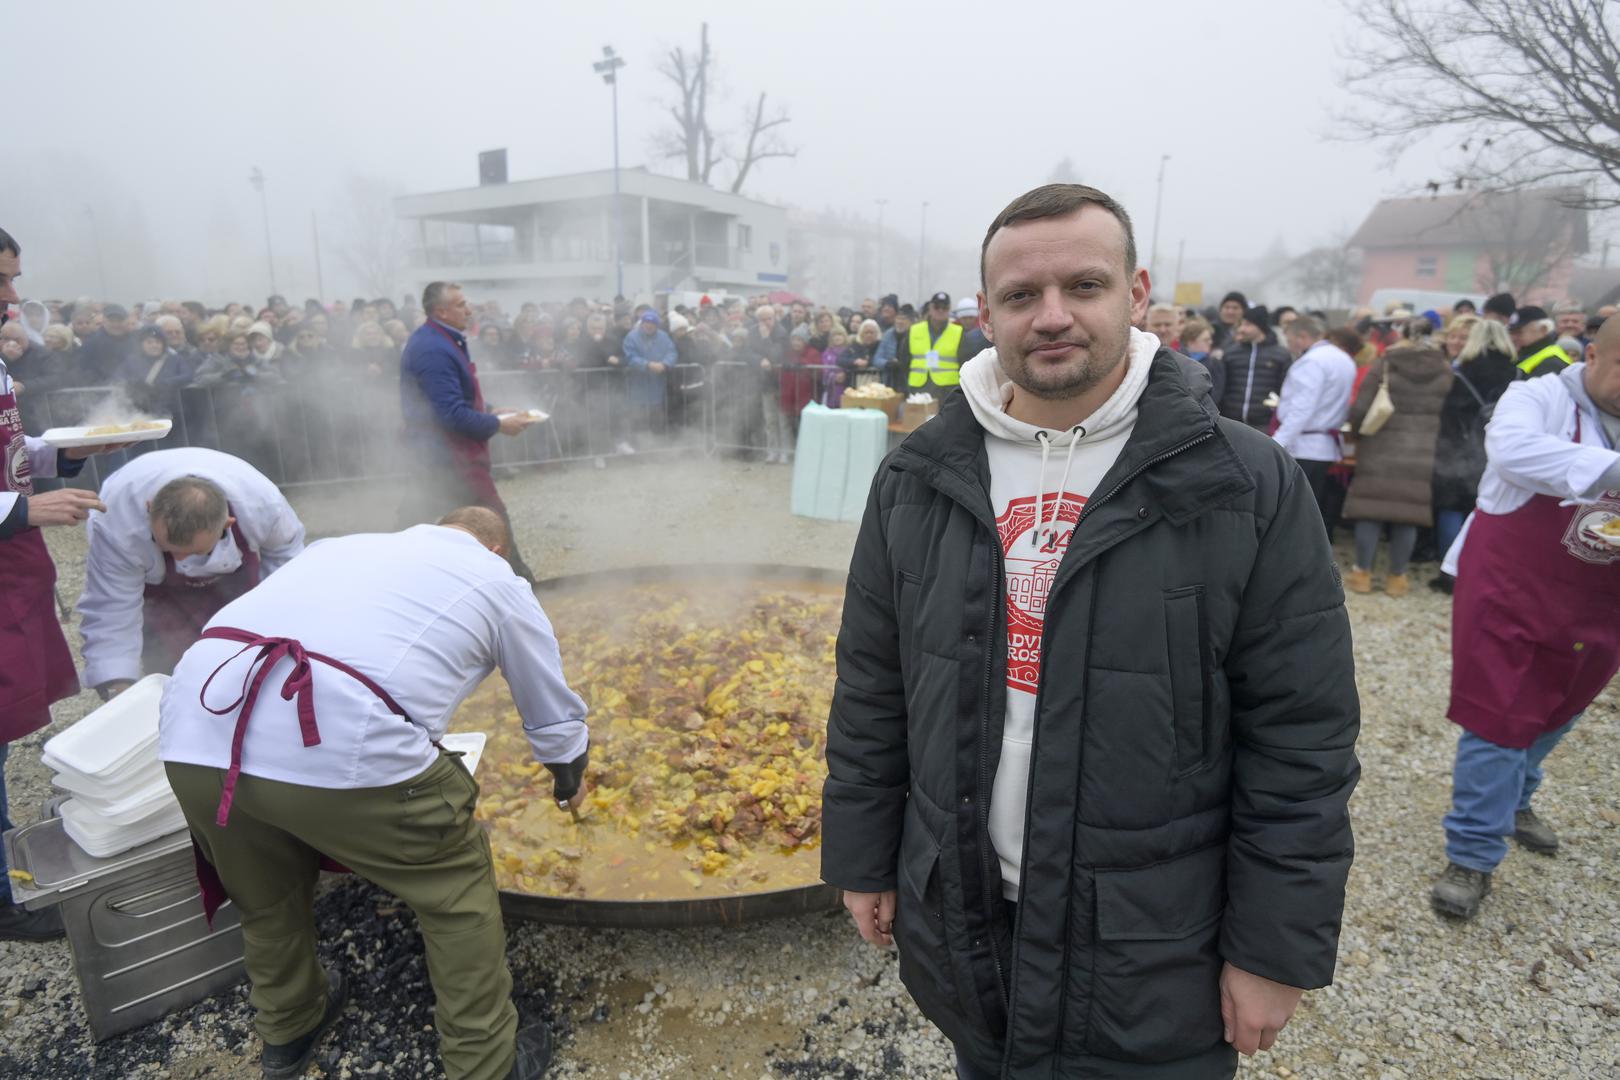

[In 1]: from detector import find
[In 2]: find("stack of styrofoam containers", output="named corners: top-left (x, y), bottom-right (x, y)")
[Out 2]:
top-left (790, 402), bottom-right (890, 522)
top-left (42, 674), bottom-right (186, 858)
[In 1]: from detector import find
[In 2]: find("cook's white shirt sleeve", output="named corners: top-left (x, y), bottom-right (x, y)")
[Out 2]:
top-left (1486, 379), bottom-right (1618, 503)
top-left (249, 498), bottom-right (306, 577)
top-left (495, 581), bottom-right (590, 765)
top-left (78, 519), bottom-right (152, 688)
top-left (1271, 357), bottom-right (1324, 456)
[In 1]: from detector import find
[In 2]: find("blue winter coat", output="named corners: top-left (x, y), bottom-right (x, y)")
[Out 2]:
top-left (621, 326), bottom-right (677, 407)
top-left (400, 321), bottom-right (499, 461)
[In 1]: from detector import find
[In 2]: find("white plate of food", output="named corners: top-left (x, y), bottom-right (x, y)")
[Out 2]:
top-left (39, 419), bottom-right (173, 449)
top-left (1583, 513), bottom-right (1620, 550)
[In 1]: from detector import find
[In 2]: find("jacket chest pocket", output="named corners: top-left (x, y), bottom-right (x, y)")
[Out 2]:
top-left (1164, 586), bottom-right (1212, 775)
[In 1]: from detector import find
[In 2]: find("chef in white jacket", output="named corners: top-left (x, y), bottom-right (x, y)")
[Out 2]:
top-left (1430, 316), bottom-right (1620, 920)
top-left (78, 447), bottom-right (305, 698)
top-left (158, 506), bottom-right (586, 1080)
top-left (1275, 315), bottom-right (1357, 522)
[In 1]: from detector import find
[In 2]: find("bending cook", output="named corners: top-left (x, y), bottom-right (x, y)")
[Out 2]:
top-left (158, 507), bottom-right (589, 1080)
top-left (78, 447), bottom-right (306, 698)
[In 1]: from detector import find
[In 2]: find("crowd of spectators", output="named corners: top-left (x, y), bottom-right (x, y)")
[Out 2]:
top-left (5, 283), bottom-right (1613, 531)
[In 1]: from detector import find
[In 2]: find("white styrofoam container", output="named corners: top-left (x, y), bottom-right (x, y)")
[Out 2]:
top-left (60, 797), bottom-right (188, 859)
top-left (55, 772), bottom-right (178, 826)
top-left (45, 745), bottom-right (161, 793)
top-left (43, 674), bottom-right (168, 777)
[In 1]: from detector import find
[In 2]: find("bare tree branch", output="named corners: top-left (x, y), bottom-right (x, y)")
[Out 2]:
top-left (654, 22), bottom-right (716, 183)
top-left (729, 92), bottom-right (797, 195)
top-left (1340, 0), bottom-right (1620, 209)
top-left (338, 175), bottom-right (407, 298)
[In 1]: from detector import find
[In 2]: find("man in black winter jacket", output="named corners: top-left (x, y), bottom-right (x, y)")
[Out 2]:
top-left (1216, 306), bottom-right (1292, 430)
top-left (822, 184), bottom-right (1359, 1080)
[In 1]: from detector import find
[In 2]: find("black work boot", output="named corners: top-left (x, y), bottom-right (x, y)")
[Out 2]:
top-left (1430, 862), bottom-right (1492, 919)
top-left (0, 903), bottom-right (65, 942)
top-left (262, 967), bottom-right (348, 1079)
top-left (510, 1021), bottom-right (554, 1079)
top-left (1514, 808), bottom-right (1559, 854)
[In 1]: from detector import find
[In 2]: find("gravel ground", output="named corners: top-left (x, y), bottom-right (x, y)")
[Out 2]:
top-left (3, 455), bottom-right (1618, 1079)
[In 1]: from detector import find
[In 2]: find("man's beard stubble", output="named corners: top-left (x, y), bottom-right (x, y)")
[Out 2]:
top-left (1001, 325), bottom-right (1129, 402)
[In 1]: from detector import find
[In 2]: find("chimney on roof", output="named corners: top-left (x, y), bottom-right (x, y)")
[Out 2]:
top-left (479, 149), bottom-right (508, 186)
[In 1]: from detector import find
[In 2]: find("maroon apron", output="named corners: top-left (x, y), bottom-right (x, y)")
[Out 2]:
top-left (188, 626), bottom-right (413, 924)
top-left (426, 322), bottom-right (505, 511)
top-left (141, 514), bottom-right (261, 676)
top-left (0, 379), bottom-right (80, 741)
top-left (1449, 408), bottom-right (1620, 748)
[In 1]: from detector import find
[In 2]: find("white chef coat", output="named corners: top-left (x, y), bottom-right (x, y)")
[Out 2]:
top-left (78, 447), bottom-right (305, 688)
top-left (0, 361), bottom-right (65, 520)
top-left (158, 524), bottom-right (589, 788)
top-left (1272, 340), bottom-right (1357, 463)
top-left (1442, 362), bottom-right (1620, 575)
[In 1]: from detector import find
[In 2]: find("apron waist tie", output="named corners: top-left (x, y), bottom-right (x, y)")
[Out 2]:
top-left (198, 626), bottom-right (410, 827)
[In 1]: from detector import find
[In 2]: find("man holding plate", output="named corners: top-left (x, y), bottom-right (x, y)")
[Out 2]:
top-left (1432, 314), bottom-right (1620, 919)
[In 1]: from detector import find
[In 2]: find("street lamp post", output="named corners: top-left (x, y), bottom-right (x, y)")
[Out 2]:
top-left (875, 198), bottom-right (888, 294)
top-left (917, 200), bottom-right (930, 300)
top-left (83, 204), bottom-right (108, 298)
top-left (593, 46), bottom-right (627, 300)
top-left (1149, 154), bottom-right (1169, 293)
top-left (248, 166), bottom-right (277, 296)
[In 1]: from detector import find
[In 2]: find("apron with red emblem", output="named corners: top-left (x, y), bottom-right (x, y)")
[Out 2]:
top-left (188, 626), bottom-right (418, 923)
top-left (1448, 407), bottom-right (1620, 748)
top-left (0, 376), bottom-right (80, 741)
top-left (425, 322), bottom-right (505, 511)
top-left (141, 512), bottom-right (261, 676)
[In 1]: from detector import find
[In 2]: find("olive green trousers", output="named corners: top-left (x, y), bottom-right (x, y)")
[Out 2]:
top-left (166, 753), bottom-right (517, 1080)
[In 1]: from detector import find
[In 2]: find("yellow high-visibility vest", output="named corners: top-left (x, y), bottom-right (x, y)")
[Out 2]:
top-left (908, 321), bottom-right (964, 388)
top-left (1517, 342), bottom-right (1570, 376)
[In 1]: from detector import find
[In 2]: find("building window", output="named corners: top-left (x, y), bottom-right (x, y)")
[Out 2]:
top-left (737, 224), bottom-right (753, 253)
top-left (1415, 254), bottom-right (1438, 279)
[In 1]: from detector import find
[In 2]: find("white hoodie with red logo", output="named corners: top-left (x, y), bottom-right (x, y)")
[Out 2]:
top-left (958, 328), bottom-right (1158, 899)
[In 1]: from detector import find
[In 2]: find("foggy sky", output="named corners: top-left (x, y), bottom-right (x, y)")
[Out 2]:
top-left (8, 0), bottom-right (1454, 304)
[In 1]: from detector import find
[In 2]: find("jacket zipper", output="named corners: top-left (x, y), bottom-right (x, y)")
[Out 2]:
top-left (1075, 431), bottom-right (1215, 530)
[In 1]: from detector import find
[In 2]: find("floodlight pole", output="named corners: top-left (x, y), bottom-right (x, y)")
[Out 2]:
top-left (1149, 154), bottom-right (1169, 292)
top-left (594, 46), bottom-right (628, 299)
top-left (875, 198), bottom-right (888, 292)
top-left (249, 167), bottom-right (277, 295)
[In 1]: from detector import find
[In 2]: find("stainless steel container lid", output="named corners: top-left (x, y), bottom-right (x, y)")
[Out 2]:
top-left (4, 816), bottom-right (192, 909)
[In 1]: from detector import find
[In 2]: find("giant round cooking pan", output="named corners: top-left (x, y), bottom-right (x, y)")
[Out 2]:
top-left (489, 563), bottom-right (847, 928)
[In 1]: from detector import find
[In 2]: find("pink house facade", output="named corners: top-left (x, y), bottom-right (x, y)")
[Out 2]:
top-left (1350, 189), bottom-right (1587, 308)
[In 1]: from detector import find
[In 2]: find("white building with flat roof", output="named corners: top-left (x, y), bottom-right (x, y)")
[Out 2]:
top-left (396, 166), bottom-right (791, 306)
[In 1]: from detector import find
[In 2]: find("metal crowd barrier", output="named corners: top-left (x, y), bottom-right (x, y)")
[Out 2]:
top-left (706, 360), bottom-right (849, 459)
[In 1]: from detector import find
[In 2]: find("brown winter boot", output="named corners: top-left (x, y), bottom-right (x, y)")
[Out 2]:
top-left (1384, 573), bottom-right (1410, 598)
top-left (1345, 567), bottom-right (1373, 594)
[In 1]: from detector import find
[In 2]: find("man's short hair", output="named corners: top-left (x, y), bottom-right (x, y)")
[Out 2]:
top-left (422, 281), bottom-right (461, 317)
top-left (1147, 302), bottom-right (1178, 317)
top-left (981, 184), bottom-right (1137, 290)
top-left (438, 506), bottom-right (509, 550)
top-left (1286, 314), bottom-right (1326, 340)
top-left (0, 226), bottom-right (18, 257)
top-left (149, 476), bottom-right (229, 543)
top-left (1553, 299), bottom-right (1586, 316)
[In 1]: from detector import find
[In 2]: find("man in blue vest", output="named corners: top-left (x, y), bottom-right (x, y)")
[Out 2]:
top-left (399, 281), bottom-right (538, 581)
top-left (908, 291), bottom-right (965, 393)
